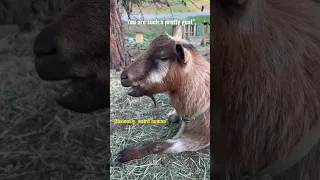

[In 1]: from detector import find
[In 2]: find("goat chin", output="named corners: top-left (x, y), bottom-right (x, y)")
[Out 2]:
top-left (127, 86), bottom-right (146, 97)
top-left (127, 87), bottom-right (157, 107)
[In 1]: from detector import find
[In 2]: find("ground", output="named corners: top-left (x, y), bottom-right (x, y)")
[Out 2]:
top-left (0, 23), bottom-right (210, 180)
top-left (121, 0), bottom-right (210, 15)
top-left (110, 38), bottom-right (210, 179)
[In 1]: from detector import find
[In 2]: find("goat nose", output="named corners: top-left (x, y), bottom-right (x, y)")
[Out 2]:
top-left (120, 70), bottom-right (132, 87)
top-left (121, 70), bottom-right (128, 79)
top-left (33, 28), bottom-right (57, 57)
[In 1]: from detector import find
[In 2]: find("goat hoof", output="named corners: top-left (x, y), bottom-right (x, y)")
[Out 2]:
top-left (117, 150), bottom-right (130, 163)
top-left (168, 114), bottom-right (181, 123)
top-left (117, 148), bottom-right (140, 163)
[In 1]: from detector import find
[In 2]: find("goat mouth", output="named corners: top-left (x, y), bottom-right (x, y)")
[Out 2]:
top-left (127, 85), bottom-right (146, 97)
top-left (57, 76), bottom-right (95, 101)
top-left (34, 54), bottom-right (72, 81)
top-left (55, 75), bottom-right (109, 113)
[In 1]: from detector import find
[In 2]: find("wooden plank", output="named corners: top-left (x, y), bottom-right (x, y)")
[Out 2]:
top-left (200, 22), bottom-right (211, 46)
top-left (187, 24), bottom-right (191, 40)
top-left (136, 32), bottom-right (143, 43)
top-left (202, 23), bottom-right (206, 46)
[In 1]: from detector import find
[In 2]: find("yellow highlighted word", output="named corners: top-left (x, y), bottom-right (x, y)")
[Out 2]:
top-left (112, 118), bottom-right (167, 124)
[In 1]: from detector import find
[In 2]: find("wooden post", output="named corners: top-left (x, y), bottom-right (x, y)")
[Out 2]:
top-left (136, 32), bottom-right (143, 43)
top-left (202, 22), bottom-right (209, 46)
top-left (187, 24), bottom-right (191, 40)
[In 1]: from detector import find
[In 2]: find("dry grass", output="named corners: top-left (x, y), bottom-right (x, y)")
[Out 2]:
top-left (0, 55), bottom-right (109, 180)
top-left (0, 27), bottom-right (210, 180)
top-left (121, 0), bottom-right (210, 15)
top-left (109, 58), bottom-right (210, 179)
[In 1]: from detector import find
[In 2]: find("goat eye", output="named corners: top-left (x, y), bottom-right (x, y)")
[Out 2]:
top-left (159, 57), bottom-right (168, 61)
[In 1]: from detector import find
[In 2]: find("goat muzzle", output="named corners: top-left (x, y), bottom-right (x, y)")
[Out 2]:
top-left (120, 70), bottom-right (133, 87)
top-left (120, 70), bottom-right (152, 98)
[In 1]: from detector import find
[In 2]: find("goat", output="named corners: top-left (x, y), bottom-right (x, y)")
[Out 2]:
top-left (33, 0), bottom-right (109, 113)
top-left (119, 26), bottom-right (210, 162)
top-left (212, 0), bottom-right (320, 179)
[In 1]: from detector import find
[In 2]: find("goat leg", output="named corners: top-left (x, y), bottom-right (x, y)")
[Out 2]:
top-left (118, 141), bottom-right (172, 163)
top-left (117, 138), bottom-right (209, 163)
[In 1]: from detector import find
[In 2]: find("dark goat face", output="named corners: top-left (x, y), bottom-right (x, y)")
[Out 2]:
top-left (120, 30), bottom-right (194, 97)
top-left (33, 0), bottom-right (109, 113)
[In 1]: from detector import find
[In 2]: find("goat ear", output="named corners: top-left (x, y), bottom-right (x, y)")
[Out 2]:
top-left (173, 25), bottom-right (183, 39)
top-left (176, 44), bottom-right (191, 64)
top-left (176, 44), bottom-right (185, 63)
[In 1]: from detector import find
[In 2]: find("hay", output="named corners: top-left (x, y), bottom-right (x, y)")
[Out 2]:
top-left (110, 70), bottom-right (210, 180)
top-left (0, 30), bottom-right (210, 180)
top-left (0, 55), bottom-right (109, 180)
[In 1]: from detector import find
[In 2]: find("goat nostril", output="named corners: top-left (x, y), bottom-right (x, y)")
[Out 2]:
top-left (120, 71), bottom-right (129, 79)
top-left (33, 28), bottom-right (58, 57)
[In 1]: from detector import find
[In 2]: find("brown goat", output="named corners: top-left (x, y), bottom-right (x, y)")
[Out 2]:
top-left (212, 0), bottom-right (320, 179)
top-left (33, 0), bottom-right (109, 113)
top-left (119, 26), bottom-right (210, 162)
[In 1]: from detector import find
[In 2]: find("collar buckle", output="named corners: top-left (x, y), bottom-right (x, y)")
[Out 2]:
top-left (181, 116), bottom-right (195, 123)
